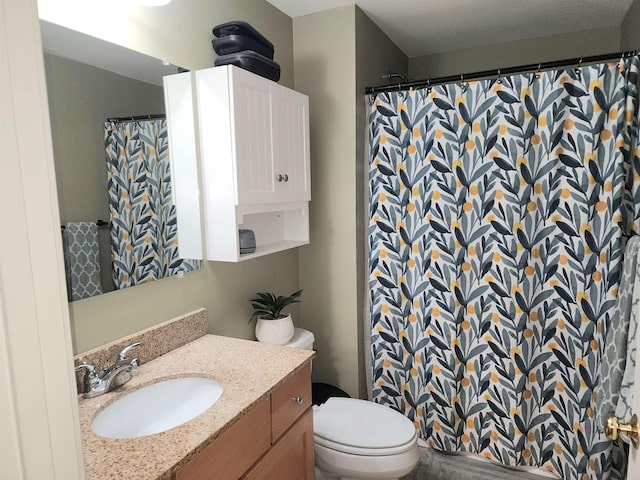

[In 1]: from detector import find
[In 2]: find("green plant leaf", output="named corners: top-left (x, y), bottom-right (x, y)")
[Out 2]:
top-left (248, 289), bottom-right (302, 321)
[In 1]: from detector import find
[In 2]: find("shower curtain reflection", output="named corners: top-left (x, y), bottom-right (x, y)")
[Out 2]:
top-left (105, 118), bottom-right (200, 290)
top-left (368, 57), bottom-right (640, 480)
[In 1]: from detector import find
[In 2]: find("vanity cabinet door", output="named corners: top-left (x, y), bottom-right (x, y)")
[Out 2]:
top-left (242, 409), bottom-right (314, 480)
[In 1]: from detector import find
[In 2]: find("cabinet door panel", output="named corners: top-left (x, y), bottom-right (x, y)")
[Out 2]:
top-left (243, 409), bottom-right (314, 480)
top-left (272, 86), bottom-right (310, 203)
top-left (175, 399), bottom-right (271, 480)
top-left (232, 68), bottom-right (276, 205)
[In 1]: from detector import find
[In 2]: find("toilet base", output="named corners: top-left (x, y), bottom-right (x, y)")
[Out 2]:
top-left (315, 466), bottom-right (401, 480)
top-left (314, 467), bottom-right (338, 480)
top-left (314, 440), bottom-right (419, 480)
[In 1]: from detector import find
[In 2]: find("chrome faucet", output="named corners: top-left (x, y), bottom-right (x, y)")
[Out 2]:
top-left (75, 342), bottom-right (141, 398)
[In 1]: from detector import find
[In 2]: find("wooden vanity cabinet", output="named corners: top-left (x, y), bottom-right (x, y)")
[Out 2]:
top-left (174, 362), bottom-right (313, 480)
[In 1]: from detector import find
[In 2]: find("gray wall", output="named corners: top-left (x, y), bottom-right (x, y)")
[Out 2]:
top-left (409, 26), bottom-right (621, 80)
top-left (294, 6), bottom-right (359, 397)
top-left (622, 0), bottom-right (640, 50)
top-left (294, 6), bottom-right (407, 397)
top-left (40, 0), bottom-right (301, 354)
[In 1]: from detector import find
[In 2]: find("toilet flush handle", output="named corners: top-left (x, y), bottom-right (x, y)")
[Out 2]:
top-left (291, 395), bottom-right (304, 405)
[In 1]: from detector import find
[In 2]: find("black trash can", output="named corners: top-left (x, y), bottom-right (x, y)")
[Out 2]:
top-left (312, 382), bottom-right (351, 405)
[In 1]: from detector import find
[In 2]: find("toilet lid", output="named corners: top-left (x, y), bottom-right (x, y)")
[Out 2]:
top-left (313, 398), bottom-right (416, 450)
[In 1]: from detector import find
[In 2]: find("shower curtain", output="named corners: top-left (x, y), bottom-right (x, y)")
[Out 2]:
top-left (105, 118), bottom-right (200, 289)
top-left (368, 57), bottom-right (640, 480)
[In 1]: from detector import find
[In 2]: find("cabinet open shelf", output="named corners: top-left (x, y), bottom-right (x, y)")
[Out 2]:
top-left (237, 240), bottom-right (309, 261)
top-left (205, 202), bottom-right (309, 262)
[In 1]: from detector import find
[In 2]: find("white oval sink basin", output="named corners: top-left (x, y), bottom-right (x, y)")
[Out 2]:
top-left (92, 377), bottom-right (223, 439)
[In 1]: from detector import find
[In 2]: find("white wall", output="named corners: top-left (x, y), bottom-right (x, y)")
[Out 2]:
top-left (622, 0), bottom-right (640, 50)
top-left (409, 26), bottom-right (621, 80)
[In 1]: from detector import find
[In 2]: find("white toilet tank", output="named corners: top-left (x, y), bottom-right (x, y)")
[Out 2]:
top-left (284, 328), bottom-right (315, 350)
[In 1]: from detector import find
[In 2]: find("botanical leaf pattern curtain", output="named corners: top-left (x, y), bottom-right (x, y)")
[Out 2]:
top-left (105, 119), bottom-right (200, 289)
top-left (368, 57), bottom-right (640, 480)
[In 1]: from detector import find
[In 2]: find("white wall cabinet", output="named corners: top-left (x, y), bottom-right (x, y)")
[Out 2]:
top-left (166, 65), bottom-right (310, 262)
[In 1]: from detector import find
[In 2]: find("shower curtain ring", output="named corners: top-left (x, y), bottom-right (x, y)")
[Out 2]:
top-left (497, 68), bottom-right (502, 84)
top-left (535, 63), bottom-right (541, 79)
top-left (575, 58), bottom-right (583, 76)
top-left (459, 73), bottom-right (467, 91)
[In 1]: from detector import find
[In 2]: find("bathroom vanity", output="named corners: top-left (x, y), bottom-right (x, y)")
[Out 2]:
top-left (76, 328), bottom-right (314, 479)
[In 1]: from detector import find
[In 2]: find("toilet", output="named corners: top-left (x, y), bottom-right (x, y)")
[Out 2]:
top-left (284, 329), bottom-right (421, 480)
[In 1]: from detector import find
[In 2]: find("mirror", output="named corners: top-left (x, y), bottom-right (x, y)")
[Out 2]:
top-left (41, 20), bottom-right (202, 301)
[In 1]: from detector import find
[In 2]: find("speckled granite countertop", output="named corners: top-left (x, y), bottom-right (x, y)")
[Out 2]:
top-left (78, 334), bottom-right (314, 480)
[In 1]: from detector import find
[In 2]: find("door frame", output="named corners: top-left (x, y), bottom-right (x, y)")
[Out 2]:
top-left (0, 0), bottom-right (85, 478)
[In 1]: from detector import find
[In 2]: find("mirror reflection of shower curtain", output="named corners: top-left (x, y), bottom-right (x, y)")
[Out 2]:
top-left (104, 118), bottom-right (200, 290)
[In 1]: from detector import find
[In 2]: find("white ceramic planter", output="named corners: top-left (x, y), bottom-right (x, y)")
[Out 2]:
top-left (255, 314), bottom-right (295, 345)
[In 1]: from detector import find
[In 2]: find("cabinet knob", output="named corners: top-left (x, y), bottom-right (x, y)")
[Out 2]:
top-left (291, 395), bottom-right (304, 405)
top-left (277, 174), bottom-right (289, 182)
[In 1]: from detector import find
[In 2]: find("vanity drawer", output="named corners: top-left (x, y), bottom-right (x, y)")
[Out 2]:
top-left (175, 398), bottom-right (271, 480)
top-left (270, 362), bottom-right (311, 441)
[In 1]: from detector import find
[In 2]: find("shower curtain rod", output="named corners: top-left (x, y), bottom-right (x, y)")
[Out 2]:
top-left (106, 113), bottom-right (166, 123)
top-left (365, 50), bottom-right (638, 95)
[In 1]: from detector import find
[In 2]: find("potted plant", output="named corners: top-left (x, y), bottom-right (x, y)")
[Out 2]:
top-left (250, 289), bottom-right (302, 345)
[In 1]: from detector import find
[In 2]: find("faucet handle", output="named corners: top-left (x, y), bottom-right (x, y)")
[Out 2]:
top-left (75, 363), bottom-right (100, 393)
top-left (75, 363), bottom-right (97, 376)
top-left (118, 341), bottom-right (141, 361)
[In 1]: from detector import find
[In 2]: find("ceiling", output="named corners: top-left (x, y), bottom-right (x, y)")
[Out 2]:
top-left (265, 0), bottom-right (635, 58)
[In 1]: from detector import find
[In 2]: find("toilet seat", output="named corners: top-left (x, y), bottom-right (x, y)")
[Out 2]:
top-left (313, 398), bottom-right (418, 456)
top-left (315, 431), bottom-right (419, 456)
